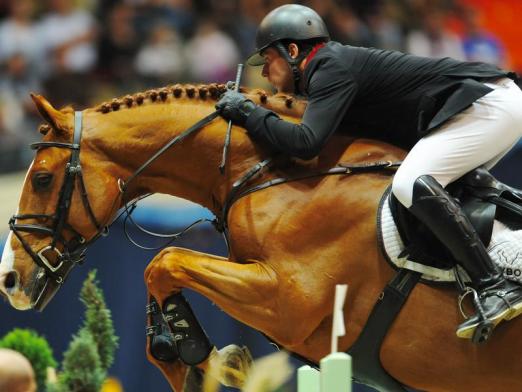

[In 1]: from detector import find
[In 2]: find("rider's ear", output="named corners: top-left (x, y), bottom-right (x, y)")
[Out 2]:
top-left (288, 43), bottom-right (299, 60)
top-left (30, 93), bottom-right (70, 137)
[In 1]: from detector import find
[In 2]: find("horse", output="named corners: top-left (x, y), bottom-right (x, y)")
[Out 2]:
top-left (1, 83), bottom-right (521, 392)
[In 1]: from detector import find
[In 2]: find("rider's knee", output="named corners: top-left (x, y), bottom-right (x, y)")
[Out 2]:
top-left (392, 171), bottom-right (415, 208)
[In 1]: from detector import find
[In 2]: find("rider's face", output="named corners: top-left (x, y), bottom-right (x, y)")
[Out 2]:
top-left (261, 47), bottom-right (295, 94)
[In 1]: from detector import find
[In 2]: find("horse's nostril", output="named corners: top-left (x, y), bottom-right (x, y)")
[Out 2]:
top-left (4, 271), bottom-right (17, 290)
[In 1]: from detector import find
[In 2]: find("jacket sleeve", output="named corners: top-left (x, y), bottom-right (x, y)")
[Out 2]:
top-left (244, 58), bottom-right (358, 160)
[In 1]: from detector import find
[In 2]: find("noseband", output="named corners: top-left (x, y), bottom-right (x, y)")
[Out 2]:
top-left (9, 112), bottom-right (107, 287)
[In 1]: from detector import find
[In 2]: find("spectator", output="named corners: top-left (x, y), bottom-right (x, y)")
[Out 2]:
top-left (98, 3), bottom-right (140, 89)
top-left (134, 23), bottom-right (185, 86)
top-left (366, 2), bottom-right (404, 51)
top-left (184, 18), bottom-right (240, 83)
top-left (304, 1), bottom-right (373, 47)
top-left (406, 9), bottom-right (465, 60)
top-left (0, 51), bottom-right (41, 171)
top-left (134, 0), bottom-right (195, 40)
top-left (37, 0), bottom-right (98, 106)
top-left (461, 7), bottom-right (505, 67)
top-left (37, 0), bottom-right (98, 75)
top-left (234, 0), bottom-right (263, 58)
top-left (330, 4), bottom-right (373, 47)
top-left (0, 0), bottom-right (41, 71)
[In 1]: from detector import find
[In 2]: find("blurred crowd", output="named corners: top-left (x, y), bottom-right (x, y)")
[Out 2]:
top-left (0, 0), bottom-right (511, 172)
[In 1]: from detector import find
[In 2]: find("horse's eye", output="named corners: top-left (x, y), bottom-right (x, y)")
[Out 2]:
top-left (32, 172), bottom-right (54, 191)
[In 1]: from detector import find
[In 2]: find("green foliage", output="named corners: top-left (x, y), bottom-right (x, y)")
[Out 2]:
top-left (1, 271), bottom-right (119, 392)
top-left (49, 269), bottom-right (119, 392)
top-left (79, 270), bottom-right (119, 370)
top-left (0, 328), bottom-right (57, 391)
top-left (58, 329), bottom-right (105, 392)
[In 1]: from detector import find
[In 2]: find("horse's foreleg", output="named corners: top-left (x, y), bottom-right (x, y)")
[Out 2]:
top-left (144, 247), bottom-right (281, 337)
top-left (144, 247), bottom-right (270, 391)
top-left (145, 246), bottom-right (328, 349)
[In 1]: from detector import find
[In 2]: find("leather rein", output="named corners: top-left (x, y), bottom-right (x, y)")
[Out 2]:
top-left (10, 108), bottom-right (401, 302)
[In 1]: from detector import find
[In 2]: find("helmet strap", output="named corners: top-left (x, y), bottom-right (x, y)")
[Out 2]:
top-left (274, 41), bottom-right (307, 96)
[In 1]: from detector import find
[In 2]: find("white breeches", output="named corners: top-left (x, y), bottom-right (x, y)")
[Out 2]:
top-left (392, 77), bottom-right (522, 208)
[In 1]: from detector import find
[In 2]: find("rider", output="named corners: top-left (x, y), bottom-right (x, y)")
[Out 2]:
top-left (215, 4), bottom-right (522, 340)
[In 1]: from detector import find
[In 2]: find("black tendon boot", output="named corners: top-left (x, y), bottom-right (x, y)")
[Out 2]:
top-left (162, 292), bottom-right (214, 365)
top-left (147, 296), bottom-right (179, 362)
top-left (408, 175), bottom-right (522, 342)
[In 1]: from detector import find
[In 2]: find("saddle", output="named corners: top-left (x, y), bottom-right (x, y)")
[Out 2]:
top-left (349, 166), bottom-right (522, 392)
top-left (387, 166), bottom-right (522, 276)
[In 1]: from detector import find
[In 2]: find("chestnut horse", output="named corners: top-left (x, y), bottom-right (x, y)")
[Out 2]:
top-left (1, 84), bottom-right (521, 391)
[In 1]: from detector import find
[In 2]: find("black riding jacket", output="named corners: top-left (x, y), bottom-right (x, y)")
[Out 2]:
top-left (244, 41), bottom-right (516, 158)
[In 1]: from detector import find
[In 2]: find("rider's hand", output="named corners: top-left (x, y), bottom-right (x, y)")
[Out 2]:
top-left (215, 90), bottom-right (257, 127)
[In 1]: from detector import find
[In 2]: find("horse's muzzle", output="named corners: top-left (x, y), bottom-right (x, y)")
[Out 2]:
top-left (30, 268), bottom-right (61, 312)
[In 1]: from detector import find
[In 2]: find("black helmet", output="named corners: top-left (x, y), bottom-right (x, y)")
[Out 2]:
top-left (247, 4), bottom-right (330, 66)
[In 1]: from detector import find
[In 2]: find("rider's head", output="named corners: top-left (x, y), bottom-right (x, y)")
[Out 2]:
top-left (247, 4), bottom-right (330, 94)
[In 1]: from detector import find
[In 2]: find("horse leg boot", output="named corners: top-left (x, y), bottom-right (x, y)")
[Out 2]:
top-left (408, 175), bottom-right (522, 342)
top-left (147, 295), bottom-right (180, 362)
top-left (147, 292), bottom-right (213, 366)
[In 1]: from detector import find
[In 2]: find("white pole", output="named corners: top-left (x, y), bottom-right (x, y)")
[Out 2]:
top-left (297, 365), bottom-right (320, 392)
top-left (330, 284), bottom-right (348, 354)
top-left (321, 352), bottom-right (352, 392)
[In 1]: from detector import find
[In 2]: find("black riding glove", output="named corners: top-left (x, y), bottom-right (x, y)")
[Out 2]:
top-left (215, 90), bottom-right (257, 127)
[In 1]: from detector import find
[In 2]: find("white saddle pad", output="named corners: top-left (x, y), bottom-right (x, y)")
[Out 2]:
top-left (379, 195), bottom-right (522, 284)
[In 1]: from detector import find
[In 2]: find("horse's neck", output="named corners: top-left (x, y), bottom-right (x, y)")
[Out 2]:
top-left (85, 101), bottom-right (264, 213)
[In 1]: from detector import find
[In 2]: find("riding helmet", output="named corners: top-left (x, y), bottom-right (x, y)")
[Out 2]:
top-left (246, 4), bottom-right (330, 66)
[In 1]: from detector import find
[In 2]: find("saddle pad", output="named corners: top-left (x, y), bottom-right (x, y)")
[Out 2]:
top-left (378, 194), bottom-right (522, 284)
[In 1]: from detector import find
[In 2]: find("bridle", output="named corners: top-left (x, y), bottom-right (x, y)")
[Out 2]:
top-left (8, 109), bottom-right (222, 310)
top-left (9, 112), bottom-right (110, 309)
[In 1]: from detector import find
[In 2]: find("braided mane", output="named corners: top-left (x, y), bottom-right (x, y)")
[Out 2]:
top-left (95, 83), bottom-right (307, 118)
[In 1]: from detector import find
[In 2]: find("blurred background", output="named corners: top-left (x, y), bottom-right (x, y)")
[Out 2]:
top-left (1, 0), bottom-right (522, 391)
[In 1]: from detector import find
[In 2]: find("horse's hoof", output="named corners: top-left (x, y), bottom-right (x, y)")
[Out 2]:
top-left (209, 344), bottom-right (253, 388)
top-left (163, 292), bottom-right (214, 366)
top-left (147, 296), bottom-right (179, 362)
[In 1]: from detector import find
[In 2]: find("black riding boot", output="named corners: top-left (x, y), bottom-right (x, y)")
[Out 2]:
top-left (408, 175), bottom-right (522, 342)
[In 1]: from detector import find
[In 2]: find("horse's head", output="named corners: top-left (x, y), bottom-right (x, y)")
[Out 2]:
top-left (0, 84), bottom-right (306, 311)
top-left (0, 95), bottom-right (121, 311)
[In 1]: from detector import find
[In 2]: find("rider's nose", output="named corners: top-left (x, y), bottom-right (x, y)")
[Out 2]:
top-left (262, 63), bottom-right (269, 78)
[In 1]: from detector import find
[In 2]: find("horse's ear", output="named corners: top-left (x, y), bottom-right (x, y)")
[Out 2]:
top-left (30, 93), bottom-right (70, 136)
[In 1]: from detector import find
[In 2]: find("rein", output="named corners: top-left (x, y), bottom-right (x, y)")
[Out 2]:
top-left (11, 105), bottom-right (402, 309)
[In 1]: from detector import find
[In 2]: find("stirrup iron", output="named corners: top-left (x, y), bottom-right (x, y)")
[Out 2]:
top-left (457, 286), bottom-right (494, 343)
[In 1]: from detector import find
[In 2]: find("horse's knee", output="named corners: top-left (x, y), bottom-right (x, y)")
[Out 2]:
top-left (144, 248), bottom-right (173, 281)
top-left (144, 251), bottom-right (187, 292)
